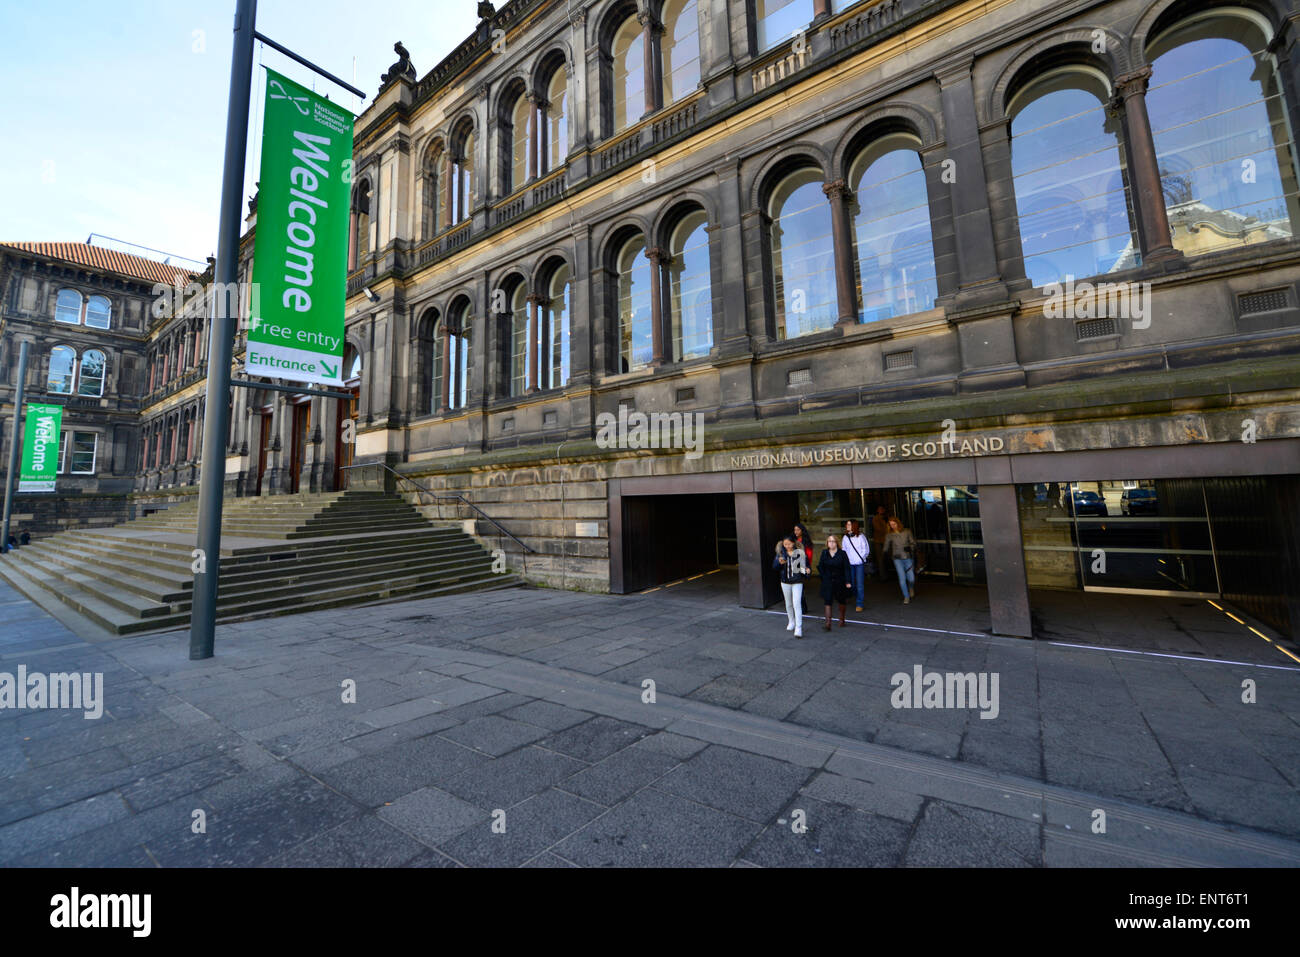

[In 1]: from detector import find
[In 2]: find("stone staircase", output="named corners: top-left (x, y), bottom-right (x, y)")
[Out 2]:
top-left (0, 490), bottom-right (522, 636)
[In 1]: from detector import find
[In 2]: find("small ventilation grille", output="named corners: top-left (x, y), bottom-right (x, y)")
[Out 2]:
top-left (1075, 317), bottom-right (1118, 340)
top-left (787, 368), bottom-right (812, 387)
top-left (501, 417), bottom-right (515, 433)
top-left (1239, 289), bottom-right (1290, 314)
top-left (543, 410), bottom-right (558, 426)
top-left (676, 387), bottom-right (695, 403)
top-left (618, 398), bottom-right (635, 413)
top-left (883, 349), bottom-right (915, 371)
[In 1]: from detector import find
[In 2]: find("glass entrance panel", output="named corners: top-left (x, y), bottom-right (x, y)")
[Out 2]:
top-left (907, 488), bottom-right (950, 577)
top-left (797, 489), bottom-right (862, 542)
top-left (945, 485), bottom-right (985, 584)
top-left (1071, 479), bottom-right (1219, 594)
top-left (1017, 479), bottom-right (1220, 594)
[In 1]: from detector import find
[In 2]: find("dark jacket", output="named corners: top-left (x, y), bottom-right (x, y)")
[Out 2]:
top-left (773, 546), bottom-right (810, 585)
top-left (818, 548), bottom-right (851, 603)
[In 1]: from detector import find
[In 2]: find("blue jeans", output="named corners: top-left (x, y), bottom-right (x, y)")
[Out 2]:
top-left (848, 563), bottom-right (866, 607)
top-left (893, 558), bottom-right (915, 599)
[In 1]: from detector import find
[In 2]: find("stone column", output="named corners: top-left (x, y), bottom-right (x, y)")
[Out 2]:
top-left (439, 320), bottom-right (451, 411)
top-left (935, 61), bottom-right (1006, 300)
top-left (526, 92), bottom-right (539, 182)
top-left (646, 246), bottom-right (667, 366)
top-left (444, 152), bottom-right (455, 225)
top-left (977, 482), bottom-right (1033, 637)
top-left (526, 293), bottom-right (541, 391)
top-left (734, 490), bottom-right (765, 608)
top-left (1114, 67), bottom-right (1179, 264)
top-left (639, 11), bottom-right (662, 117)
top-left (714, 161), bottom-right (750, 355)
top-left (823, 179), bottom-right (859, 326)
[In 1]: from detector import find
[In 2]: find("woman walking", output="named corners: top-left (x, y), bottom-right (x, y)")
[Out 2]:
top-left (773, 537), bottom-right (809, 638)
top-left (792, 523), bottom-right (814, 614)
top-left (883, 517), bottom-right (918, 604)
top-left (817, 534), bottom-right (852, 631)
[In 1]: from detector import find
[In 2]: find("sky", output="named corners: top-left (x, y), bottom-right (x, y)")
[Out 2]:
top-left (0, 0), bottom-right (482, 264)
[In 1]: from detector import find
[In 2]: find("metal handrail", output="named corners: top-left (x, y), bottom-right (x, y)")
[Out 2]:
top-left (340, 462), bottom-right (534, 555)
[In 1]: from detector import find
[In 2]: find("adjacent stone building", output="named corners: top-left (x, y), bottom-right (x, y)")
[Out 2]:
top-left (0, 241), bottom-right (198, 532)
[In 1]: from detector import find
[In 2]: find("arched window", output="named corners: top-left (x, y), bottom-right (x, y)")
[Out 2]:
top-left (55, 289), bottom-right (82, 325)
top-left (1147, 12), bottom-right (1299, 257)
top-left (78, 350), bottom-right (106, 397)
top-left (755, 0), bottom-right (813, 52)
top-left (47, 346), bottom-right (76, 393)
top-left (545, 68), bottom-right (569, 172)
top-left (508, 91), bottom-right (530, 193)
top-left (618, 234), bottom-right (654, 372)
top-left (662, 0), bottom-right (700, 104)
top-left (445, 126), bottom-right (475, 225)
top-left (85, 295), bottom-right (111, 329)
top-left (345, 349), bottom-right (362, 381)
top-left (613, 14), bottom-right (644, 133)
top-left (849, 135), bottom-right (938, 322)
top-left (422, 141), bottom-right (444, 238)
top-left (415, 311), bottom-right (439, 414)
top-left (435, 302), bottom-right (472, 411)
top-left (768, 166), bottom-right (838, 338)
top-left (1009, 69), bottom-right (1139, 286)
top-left (541, 263), bottom-right (571, 390)
top-left (509, 283), bottom-right (529, 396)
top-left (667, 210), bottom-right (713, 360)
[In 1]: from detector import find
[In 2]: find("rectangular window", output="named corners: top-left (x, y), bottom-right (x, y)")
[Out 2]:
top-left (70, 431), bottom-right (97, 474)
top-left (58, 431), bottom-right (68, 473)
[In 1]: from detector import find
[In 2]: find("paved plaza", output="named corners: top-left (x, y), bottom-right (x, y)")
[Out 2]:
top-left (1, 577), bottom-right (1298, 867)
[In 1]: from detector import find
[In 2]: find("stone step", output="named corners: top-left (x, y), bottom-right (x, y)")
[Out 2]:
top-left (0, 488), bottom-right (522, 637)
top-left (0, 556), bottom-right (520, 636)
top-left (59, 527), bottom-right (468, 564)
top-left (24, 536), bottom-right (485, 606)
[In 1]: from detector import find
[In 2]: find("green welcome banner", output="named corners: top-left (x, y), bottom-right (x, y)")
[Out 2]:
top-left (247, 68), bottom-right (354, 387)
top-left (19, 404), bottom-right (62, 492)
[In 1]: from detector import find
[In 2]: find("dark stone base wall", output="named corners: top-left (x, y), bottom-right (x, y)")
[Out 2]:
top-left (3, 493), bottom-right (134, 538)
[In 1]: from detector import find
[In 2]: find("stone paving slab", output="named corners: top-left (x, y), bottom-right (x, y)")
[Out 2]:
top-left (0, 580), bottom-right (1298, 866)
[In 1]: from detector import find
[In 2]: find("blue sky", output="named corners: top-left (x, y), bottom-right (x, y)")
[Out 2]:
top-left (0, 1), bottom-right (481, 262)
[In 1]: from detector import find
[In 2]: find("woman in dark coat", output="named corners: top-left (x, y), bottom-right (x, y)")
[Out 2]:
top-left (817, 534), bottom-right (852, 630)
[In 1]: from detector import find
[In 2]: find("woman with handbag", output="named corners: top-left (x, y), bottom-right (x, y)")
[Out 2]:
top-left (817, 534), bottom-right (853, 631)
top-left (773, 537), bottom-right (809, 638)
top-left (883, 517), bottom-right (918, 604)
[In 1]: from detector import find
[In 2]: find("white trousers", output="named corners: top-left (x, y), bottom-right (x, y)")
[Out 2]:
top-left (781, 582), bottom-right (804, 631)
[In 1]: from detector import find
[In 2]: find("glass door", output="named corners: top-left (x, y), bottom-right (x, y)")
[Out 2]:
top-left (906, 488), bottom-right (951, 577)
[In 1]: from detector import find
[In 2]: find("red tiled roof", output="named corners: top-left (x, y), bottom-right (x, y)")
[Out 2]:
top-left (0, 241), bottom-right (197, 287)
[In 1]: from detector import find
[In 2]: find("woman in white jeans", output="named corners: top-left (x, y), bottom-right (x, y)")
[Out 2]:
top-left (773, 537), bottom-right (809, 638)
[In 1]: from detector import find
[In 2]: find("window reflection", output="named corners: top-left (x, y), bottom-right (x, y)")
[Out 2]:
top-left (849, 136), bottom-right (938, 322)
top-left (1148, 20), bottom-right (1300, 257)
top-left (668, 210), bottom-right (713, 360)
top-left (769, 168), bottom-right (837, 338)
top-left (1010, 73), bottom-right (1141, 286)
